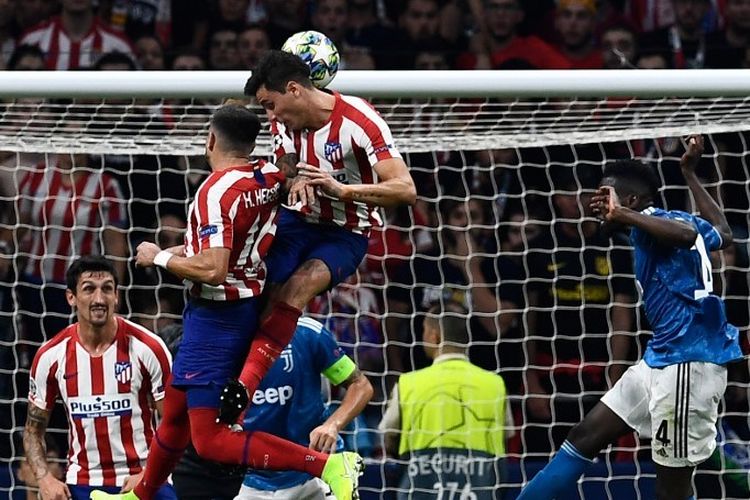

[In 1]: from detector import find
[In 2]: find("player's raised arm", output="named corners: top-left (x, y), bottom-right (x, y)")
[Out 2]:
top-left (592, 160), bottom-right (698, 248)
top-left (680, 135), bottom-right (733, 248)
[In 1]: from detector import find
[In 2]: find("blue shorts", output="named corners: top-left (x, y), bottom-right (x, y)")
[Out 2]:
top-left (69, 483), bottom-right (176, 500)
top-left (171, 298), bottom-right (260, 408)
top-left (265, 208), bottom-right (369, 287)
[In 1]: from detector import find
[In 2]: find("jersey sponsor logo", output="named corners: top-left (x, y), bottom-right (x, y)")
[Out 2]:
top-left (69, 394), bottom-right (133, 419)
top-left (552, 283), bottom-right (610, 302)
top-left (331, 171), bottom-right (349, 185)
top-left (324, 141), bottom-right (343, 163)
top-left (115, 361), bottom-right (132, 384)
top-left (199, 225), bottom-right (219, 238)
top-left (252, 385), bottom-right (294, 406)
top-left (280, 346), bottom-right (294, 373)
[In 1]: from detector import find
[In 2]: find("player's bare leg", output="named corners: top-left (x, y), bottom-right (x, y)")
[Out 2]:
top-left (518, 402), bottom-right (632, 499)
top-left (275, 258), bottom-right (332, 309)
top-left (566, 402), bottom-right (633, 457)
top-left (655, 464), bottom-right (695, 500)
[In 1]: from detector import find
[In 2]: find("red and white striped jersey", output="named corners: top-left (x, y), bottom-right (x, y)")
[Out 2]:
top-left (184, 160), bottom-right (284, 301)
top-left (20, 16), bottom-right (134, 70)
top-left (18, 162), bottom-right (126, 284)
top-left (272, 91), bottom-right (401, 236)
top-left (28, 317), bottom-right (172, 487)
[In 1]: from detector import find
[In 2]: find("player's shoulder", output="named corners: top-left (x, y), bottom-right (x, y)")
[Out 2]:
top-left (31, 325), bottom-right (75, 371)
top-left (294, 317), bottom-right (337, 344)
top-left (338, 93), bottom-right (387, 124)
top-left (258, 159), bottom-right (285, 182)
top-left (37, 325), bottom-right (75, 354)
top-left (119, 317), bottom-right (171, 357)
top-left (295, 316), bottom-right (325, 336)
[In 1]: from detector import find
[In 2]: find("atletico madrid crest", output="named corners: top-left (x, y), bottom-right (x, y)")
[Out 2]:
top-left (324, 141), bottom-right (343, 163)
top-left (115, 361), bottom-right (132, 384)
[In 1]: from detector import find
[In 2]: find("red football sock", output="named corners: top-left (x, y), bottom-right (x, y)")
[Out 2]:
top-left (135, 385), bottom-right (190, 500)
top-left (188, 408), bottom-right (328, 476)
top-left (238, 301), bottom-right (301, 393)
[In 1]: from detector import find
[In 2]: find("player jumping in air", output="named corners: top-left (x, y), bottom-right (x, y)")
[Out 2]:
top-left (219, 50), bottom-right (416, 419)
top-left (91, 105), bottom-right (362, 500)
top-left (517, 135), bottom-right (742, 500)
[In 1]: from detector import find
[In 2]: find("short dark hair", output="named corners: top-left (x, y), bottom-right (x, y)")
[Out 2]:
top-left (66, 255), bottom-right (118, 293)
top-left (425, 301), bottom-right (470, 346)
top-left (244, 50), bottom-right (313, 96)
top-left (602, 159), bottom-right (660, 199)
top-left (93, 51), bottom-right (138, 70)
top-left (210, 103), bottom-right (261, 155)
top-left (7, 44), bottom-right (46, 70)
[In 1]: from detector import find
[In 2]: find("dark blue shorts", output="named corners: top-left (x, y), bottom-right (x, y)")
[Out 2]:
top-left (69, 483), bottom-right (177, 500)
top-left (171, 298), bottom-right (260, 408)
top-left (265, 208), bottom-right (369, 287)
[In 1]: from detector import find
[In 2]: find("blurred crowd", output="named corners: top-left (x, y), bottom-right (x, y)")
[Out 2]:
top-left (1, 0), bottom-right (750, 497)
top-left (0, 0), bottom-right (747, 73)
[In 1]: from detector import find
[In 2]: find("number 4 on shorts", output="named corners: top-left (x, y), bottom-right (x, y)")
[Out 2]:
top-left (656, 419), bottom-right (671, 446)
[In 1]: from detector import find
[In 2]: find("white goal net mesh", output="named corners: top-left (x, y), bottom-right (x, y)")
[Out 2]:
top-left (1, 95), bottom-right (749, 500)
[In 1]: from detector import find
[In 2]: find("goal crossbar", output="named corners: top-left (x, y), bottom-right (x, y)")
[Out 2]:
top-left (0, 69), bottom-right (750, 98)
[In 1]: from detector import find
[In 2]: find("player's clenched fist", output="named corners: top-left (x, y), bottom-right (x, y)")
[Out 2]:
top-left (309, 421), bottom-right (340, 453)
top-left (680, 134), bottom-right (704, 173)
top-left (135, 241), bottom-right (161, 268)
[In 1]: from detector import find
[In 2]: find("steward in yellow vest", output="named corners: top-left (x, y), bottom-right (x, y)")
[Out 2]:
top-left (380, 301), bottom-right (513, 499)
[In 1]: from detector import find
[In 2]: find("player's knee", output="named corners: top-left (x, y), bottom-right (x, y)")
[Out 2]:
top-left (190, 423), bottom-right (223, 462)
top-left (279, 260), bottom-right (330, 307)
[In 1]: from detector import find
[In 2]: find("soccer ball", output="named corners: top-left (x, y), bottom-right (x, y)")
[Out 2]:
top-left (281, 30), bottom-right (340, 89)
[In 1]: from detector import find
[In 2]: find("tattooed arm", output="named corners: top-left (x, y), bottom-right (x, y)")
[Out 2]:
top-left (276, 153), bottom-right (299, 179)
top-left (279, 152), bottom-right (320, 207)
top-left (23, 404), bottom-right (70, 500)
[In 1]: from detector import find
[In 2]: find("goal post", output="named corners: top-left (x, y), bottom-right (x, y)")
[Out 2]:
top-left (0, 70), bottom-right (749, 500)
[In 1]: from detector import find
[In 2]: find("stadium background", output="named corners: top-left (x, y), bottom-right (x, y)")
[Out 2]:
top-left (1, 0), bottom-right (750, 499)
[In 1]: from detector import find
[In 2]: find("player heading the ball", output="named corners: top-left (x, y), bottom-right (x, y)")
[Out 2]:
top-left (218, 49), bottom-right (416, 422)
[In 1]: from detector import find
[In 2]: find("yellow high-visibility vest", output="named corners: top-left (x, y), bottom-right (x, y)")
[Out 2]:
top-left (398, 357), bottom-right (508, 457)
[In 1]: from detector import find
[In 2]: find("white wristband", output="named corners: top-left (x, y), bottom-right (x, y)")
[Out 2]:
top-left (153, 250), bottom-right (173, 269)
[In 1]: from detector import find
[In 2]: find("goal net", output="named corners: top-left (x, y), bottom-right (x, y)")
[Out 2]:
top-left (1, 70), bottom-right (749, 500)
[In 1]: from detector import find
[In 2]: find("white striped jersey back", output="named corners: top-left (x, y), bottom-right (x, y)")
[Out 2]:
top-left (184, 160), bottom-right (284, 301)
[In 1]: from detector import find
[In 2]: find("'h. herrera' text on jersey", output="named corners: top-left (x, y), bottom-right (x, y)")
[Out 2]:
top-left (184, 160), bottom-right (284, 300)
